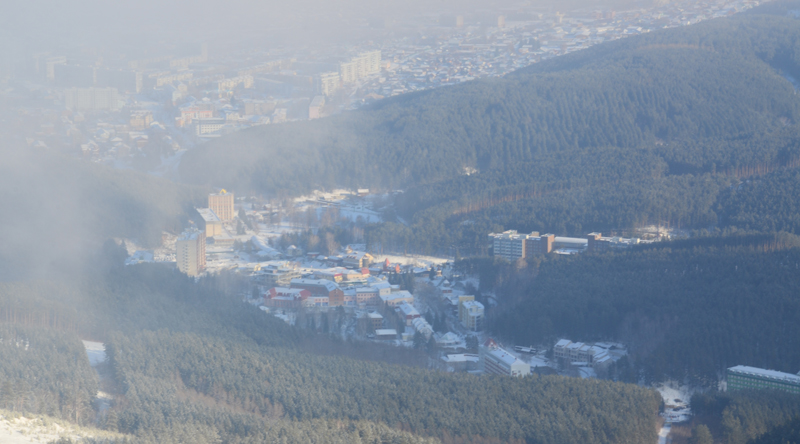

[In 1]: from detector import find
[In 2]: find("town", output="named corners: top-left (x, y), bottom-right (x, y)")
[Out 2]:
top-left (2, 0), bottom-right (763, 173)
top-left (122, 188), bottom-right (800, 407)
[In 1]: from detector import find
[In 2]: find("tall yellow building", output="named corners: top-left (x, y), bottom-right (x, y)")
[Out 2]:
top-left (176, 228), bottom-right (206, 277)
top-left (209, 190), bottom-right (234, 221)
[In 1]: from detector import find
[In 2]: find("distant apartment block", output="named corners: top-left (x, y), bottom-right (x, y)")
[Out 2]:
top-left (208, 190), bottom-right (234, 221)
top-left (339, 51), bottom-right (381, 84)
top-left (480, 338), bottom-right (530, 377)
top-left (315, 72), bottom-right (340, 96)
top-left (218, 75), bottom-right (254, 93)
top-left (64, 87), bottom-right (120, 111)
top-left (129, 110), bottom-right (153, 130)
top-left (727, 366), bottom-right (800, 394)
top-left (458, 295), bottom-right (484, 331)
top-left (176, 228), bottom-right (206, 276)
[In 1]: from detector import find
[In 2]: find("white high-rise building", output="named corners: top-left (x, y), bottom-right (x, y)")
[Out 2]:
top-left (176, 228), bottom-right (206, 277)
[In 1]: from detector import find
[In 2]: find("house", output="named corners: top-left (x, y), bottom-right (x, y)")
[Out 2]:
top-left (380, 290), bottom-right (414, 306)
top-left (263, 287), bottom-right (310, 309)
top-left (395, 302), bottom-right (420, 326)
top-left (290, 278), bottom-right (344, 306)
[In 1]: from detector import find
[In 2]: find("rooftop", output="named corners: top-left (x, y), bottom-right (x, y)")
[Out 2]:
top-left (728, 366), bottom-right (800, 384)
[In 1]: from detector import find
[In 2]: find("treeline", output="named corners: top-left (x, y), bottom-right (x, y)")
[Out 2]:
top-left (0, 324), bottom-right (97, 423)
top-left (107, 329), bottom-right (661, 444)
top-left (691, 390), bottom-right (800, 444)
top-left (488, 235), bottom-right (800, 386)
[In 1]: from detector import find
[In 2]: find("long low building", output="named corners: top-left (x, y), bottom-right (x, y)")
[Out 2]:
top-left (480, 338), bottom-right (530, 377)
top-left (727, 366), bottom-right (800, 394)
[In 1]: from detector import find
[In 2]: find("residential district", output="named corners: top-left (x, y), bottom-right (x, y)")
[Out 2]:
top-left (122, 189), bottom-right (800, 407)
top-left (2, 0), bottom-right (764, 172)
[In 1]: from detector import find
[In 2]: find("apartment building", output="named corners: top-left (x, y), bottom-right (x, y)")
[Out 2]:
top-left (727, 366), bottom-right (800, 394)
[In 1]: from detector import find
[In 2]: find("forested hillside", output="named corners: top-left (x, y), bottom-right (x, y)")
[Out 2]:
top-left (690, 390), bottom-right (800, 444)
top-left (0, 259), bottom-right (663, 444)
top-left (488, 233), bottom-right (800, 386)
top-left (0, 325), bottom-right (97, 422)
top-left (179, 11), bottom-right (800, 255)
top-left (108, 329), bottom-right (661, 444)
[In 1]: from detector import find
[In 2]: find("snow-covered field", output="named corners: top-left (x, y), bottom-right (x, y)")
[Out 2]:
top-left (0, 412), bottom-right (125, 444)
top-left (655, 382), bottom-right (693, 423)
top-left (82, 340), bottom-right (106, 366)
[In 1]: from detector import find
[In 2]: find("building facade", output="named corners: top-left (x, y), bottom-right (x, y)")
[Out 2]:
top-left (727, 366), bottom-right (800, 394)
top-left (458, 295), bottom-right (484, 331)
top-left (209, 191), bottom-right (235, 221)
top-left (196, 208), bottom-right (223, 237)
top-left (480, 339), bottom-right (530, 377)
top-left (290, 278), bottom-right (344, 307)
top-left (176, 228), bottom-right (206, 276)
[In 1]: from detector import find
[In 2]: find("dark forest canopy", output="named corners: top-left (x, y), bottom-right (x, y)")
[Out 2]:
top-left (0, 263), bottom-right (662, 444)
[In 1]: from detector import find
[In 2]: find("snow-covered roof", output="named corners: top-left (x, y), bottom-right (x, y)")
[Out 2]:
top-left (728, 366), bottom-right (800, 384)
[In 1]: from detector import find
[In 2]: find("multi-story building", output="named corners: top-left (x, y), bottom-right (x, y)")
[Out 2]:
top-left (396, 302), bottom-right (421, 326)
top-left (339, 51), bottom-right (381, 84)
top-left (526, 233), bottom-right (555, 256)
top-left (64, 87), bottom-right (120, 111)
top-left (727, 366), bottom-right (800, 394)
top-left (209, 191), bottom-right (235, 221)
top-left (254, 261), bottom-right (301, 287)
top-left (315, 72), bottom-right (340, 96)
top-left (489, 230), bottom-right (528, 261)
top-left (196, 208), bottom-right (222, 237)
top-left (480, 338), bottom-right (530, 377)
top-left (458, 295), bottom-right (484, 331)
top-left (356, 287), bottom-right (381, 306)
top-left (129, 111), bottom-right (153, 130)
top-left (176, 228), bottom-right (206, 276)
top-left (263, 287), bottom-right (310, 309)
top-left (367, 312), bottom-right (384, 330)
top-left (553, 339), bottom-right (614, 370)
top-left (290, 278), bottom-right (344, 306)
